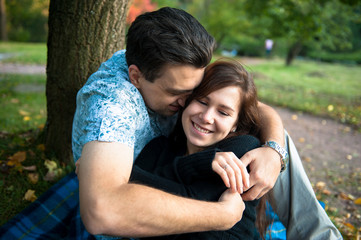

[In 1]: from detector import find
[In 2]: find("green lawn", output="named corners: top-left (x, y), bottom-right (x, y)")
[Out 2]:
top-left (0, 42), bottom-right (47, 65)
top-left (247, 58), bottom-right (361, 130)
top-left (0, 74), bottom-right (47, 132)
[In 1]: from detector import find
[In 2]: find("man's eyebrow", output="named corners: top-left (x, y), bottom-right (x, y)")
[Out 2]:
top-left (166, 88), bottom-right (193, 95)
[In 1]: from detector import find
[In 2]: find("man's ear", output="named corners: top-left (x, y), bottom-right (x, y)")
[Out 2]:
top-left (128, 64), bottom-right (142, 88)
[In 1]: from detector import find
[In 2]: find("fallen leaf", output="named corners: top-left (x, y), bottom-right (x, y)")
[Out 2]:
top-left (291, 115), bottom-right (298, 120)
top-left (7, 151), bottom-right (27, 167)
top-left (24, 189), bottom-right (37, 202)
top-left (342, 222), bottom-right (355, 230)
top-left (18, 110), bottom-right (30, 116)
top-left (303, 157), bottom-right (312, 162)
top-left (11, 98), bottom-right (19, 103)
top-left (298, 137), bottom-right (305, 143)
top-left (316, 181), bottom-right (326, 190)
top-left (44, 159), bottom-right (57, 172)
top-left (339, 192), bottom-right (355, 200)
top-left (327, 105), bottom-right (334, 112)
top-left (23, 116), bottom-right (31, 121)
top-left (23, 165), bottom-right (37, 171)
top-left (43, 171), bottom-right (56, 182)
top-left (28, 173), bottom-right (39, 184)
top-left (354, 198), bottom-right (361, 205)
top-left (346, 155), bottom-right (353, 160)
top-left (322, 189), bottom-right (331, 195)
top-left (37, 144), bottom-right (45, 151)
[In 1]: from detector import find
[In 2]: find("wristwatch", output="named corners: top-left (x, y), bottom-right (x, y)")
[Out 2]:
top-left (262, 141), bottom-right (289, 172)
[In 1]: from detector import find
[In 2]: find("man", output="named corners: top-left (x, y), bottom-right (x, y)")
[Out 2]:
top-left (73, 7), bottom-right (341, 239)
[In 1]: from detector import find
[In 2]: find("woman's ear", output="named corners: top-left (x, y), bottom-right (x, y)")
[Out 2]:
top-left (128, 64), bottom-right (142, 88)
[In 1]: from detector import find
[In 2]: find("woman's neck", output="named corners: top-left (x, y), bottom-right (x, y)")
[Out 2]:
top-left (186, 141), bottom-right (205, 155)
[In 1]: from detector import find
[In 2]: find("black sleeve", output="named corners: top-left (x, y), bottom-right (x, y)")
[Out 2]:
top-left (171, 135), bottom-right (261, 185)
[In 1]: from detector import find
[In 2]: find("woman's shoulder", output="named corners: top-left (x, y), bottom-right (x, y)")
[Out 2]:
top-left (214, 135), bottom-right (261, 153)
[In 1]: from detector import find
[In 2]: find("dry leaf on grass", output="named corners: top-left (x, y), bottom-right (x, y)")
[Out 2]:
top-left (28, 173), bottom-right (39, 184)
top-left (24, 189), bottom-right (37, 202)
top-left (7, 151), bottom-right (27, 167)
top-left (23, 165), bottom-right (37, 171)
top-left (354, 198), bottom-right (361, 205)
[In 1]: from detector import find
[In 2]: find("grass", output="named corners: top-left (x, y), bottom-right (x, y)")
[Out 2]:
top-left (246, 58), bottom-right (361, 130)
top-left (0, 74), bottom-right (47, 132)
top-left (0, 42), bottom-right (47, 65)
top-left (1, 43), bottom-right (360, 238)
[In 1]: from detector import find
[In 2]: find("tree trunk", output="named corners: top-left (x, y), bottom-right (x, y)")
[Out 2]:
top-left (45, 0), bottom-right (130, 163)
top-left (0, 0), bottom-right (7, 41)
top-left (286, 41), bottom-right (303, 66)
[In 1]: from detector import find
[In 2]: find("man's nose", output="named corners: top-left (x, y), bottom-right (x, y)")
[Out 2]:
top-left (177, 96), bottom-right (187, 107)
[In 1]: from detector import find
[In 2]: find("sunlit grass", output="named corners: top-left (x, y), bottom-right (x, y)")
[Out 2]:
top-left (246, 58), bottom-right (361, 130)
top-left (0, 74), bottom-right (46, 133)
top-left (0, 42), bottom-right (47, 65)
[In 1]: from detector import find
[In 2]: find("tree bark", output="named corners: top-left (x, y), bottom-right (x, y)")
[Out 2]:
top-left (45, 0), bottom-right (130, 163)
top-left (286, 41), bottom-right (303, 66)
top-left (0, 0), bottom-right (7, 41)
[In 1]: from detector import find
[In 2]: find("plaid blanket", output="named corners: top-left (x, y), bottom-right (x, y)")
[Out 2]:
top-left (0, 172), bottom-right (93, 240)
top-left (0, 172), bottom-right (287, 240)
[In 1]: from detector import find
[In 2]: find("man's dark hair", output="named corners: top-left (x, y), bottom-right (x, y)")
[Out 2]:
top-left (126, 7), bottom-right (215, 82)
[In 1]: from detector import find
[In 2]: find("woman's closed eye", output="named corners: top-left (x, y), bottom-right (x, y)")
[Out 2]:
top-left (218, 110), bottom-right (230, 116)
top-left (197, 99), bottom-right (207, 105)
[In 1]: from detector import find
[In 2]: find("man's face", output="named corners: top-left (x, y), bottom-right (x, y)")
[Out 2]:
top-left (136, 65), bottom-right (205, 116)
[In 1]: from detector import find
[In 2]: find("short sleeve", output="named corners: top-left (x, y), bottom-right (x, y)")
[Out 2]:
top-left (71, 50), bottom-right (150, 162)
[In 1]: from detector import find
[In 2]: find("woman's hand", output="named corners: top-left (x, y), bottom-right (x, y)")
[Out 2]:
top-left (212, 152), bottom-right (250, 194)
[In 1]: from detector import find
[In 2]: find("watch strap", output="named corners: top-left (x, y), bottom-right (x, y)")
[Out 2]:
top-left (262, 141), bottom-right (289, 172)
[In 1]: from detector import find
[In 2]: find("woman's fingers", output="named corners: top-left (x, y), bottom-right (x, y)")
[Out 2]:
top-left (212, 152), bottom-right (249, 194)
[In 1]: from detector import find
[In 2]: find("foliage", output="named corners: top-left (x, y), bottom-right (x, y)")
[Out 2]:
top-left (5, 0), bottom-right (49, 42)
top-left (126, 0), bottom-right (157, 25)
top-left (243, 0), bottom-right (361, 64)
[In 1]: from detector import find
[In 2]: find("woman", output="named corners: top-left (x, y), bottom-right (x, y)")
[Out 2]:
top-left (130, 59), bottom-right (270, 239)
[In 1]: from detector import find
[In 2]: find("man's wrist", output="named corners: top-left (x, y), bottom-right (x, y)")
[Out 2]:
top-left (262, 141), bottom-right (288, 172)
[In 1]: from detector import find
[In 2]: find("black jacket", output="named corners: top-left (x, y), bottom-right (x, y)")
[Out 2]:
top-left (130, 135), bottom-right (261, 240)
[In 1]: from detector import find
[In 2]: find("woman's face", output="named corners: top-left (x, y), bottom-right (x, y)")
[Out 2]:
top-left (182, 86), bottom-right (241, 154)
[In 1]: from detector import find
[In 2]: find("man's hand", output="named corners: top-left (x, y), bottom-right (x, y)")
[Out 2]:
top-left (212, 152), bottom-right (249, 194)
top-left (240, 147), bottom-right (281, 201)
top-left (217, 189), bottom-right (245, 230)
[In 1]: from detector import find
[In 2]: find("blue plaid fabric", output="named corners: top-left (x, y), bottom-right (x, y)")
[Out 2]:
top-left (0, 172), bottom-right (290, 240)
top-left (0, 172), bottom-right (93, 240)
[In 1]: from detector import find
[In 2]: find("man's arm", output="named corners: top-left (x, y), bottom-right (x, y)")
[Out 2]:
top-left (240, 101), bottom-right (285, 201)
top-left (78, 141), bottom-right (244, 237)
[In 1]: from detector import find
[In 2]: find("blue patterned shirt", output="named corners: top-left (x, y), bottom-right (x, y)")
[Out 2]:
top-left (72, 50), bottom-right (177, 162)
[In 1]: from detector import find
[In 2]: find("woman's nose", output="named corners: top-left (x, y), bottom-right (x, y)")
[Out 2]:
top-left (199, 109), bottom-right (214, 124)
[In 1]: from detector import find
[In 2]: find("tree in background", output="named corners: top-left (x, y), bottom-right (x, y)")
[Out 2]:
top-left (45, 0), bottom-right (130, 162)
top-left (5, 0), bottom-right (49, 42)
top-left (244, 0), bottom-right (361, 65)
top-left (0, 0), bottom-right (7, 41)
